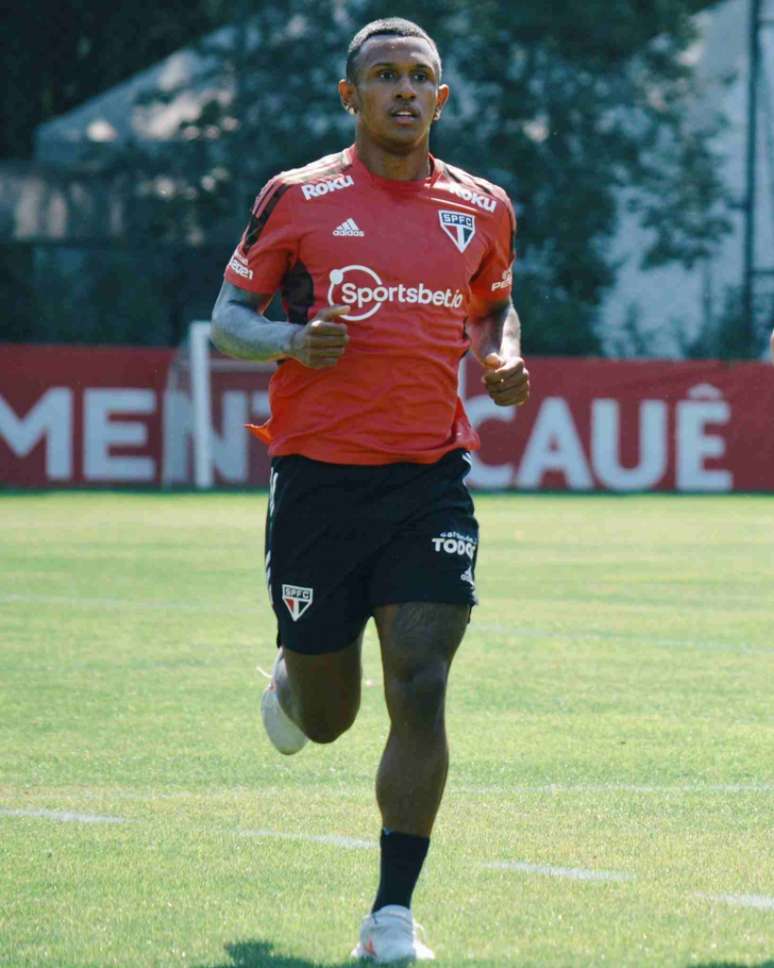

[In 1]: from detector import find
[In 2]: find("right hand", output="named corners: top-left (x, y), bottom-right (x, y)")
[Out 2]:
top-left (288, 305), bottom-right (350, 369)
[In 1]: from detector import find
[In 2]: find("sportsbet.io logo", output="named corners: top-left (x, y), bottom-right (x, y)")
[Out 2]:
top-left (328, 265), bottom-right (464, 322)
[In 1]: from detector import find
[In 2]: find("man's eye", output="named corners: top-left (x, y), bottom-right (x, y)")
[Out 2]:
top-left (378, 70), bottom-right (395, 80)
top-left (413, 72), bottom-right (430, 82)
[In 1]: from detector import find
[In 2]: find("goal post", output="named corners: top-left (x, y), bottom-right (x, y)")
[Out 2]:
top-left (189, 321), bottom-right (214, 489)
top-left (163, 320), bottom-right (275, 490)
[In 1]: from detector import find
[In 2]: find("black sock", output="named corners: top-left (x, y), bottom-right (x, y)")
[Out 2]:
top-left (372, 829), bottom-right (430, 913)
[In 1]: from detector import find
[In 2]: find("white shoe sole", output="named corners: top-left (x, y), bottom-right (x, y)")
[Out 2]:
top-left (260, 678), bottom-right (307, 755)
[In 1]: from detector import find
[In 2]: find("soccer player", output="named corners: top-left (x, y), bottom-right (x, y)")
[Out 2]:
top-left (211, 17), bottom-right (529, 962)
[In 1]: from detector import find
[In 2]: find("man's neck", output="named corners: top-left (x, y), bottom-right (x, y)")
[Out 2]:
top-left (354, 135), bottom-right (431, 182)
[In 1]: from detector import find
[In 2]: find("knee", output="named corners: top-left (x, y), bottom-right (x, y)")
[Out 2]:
top-left (387, 663), bottom-right (448, 731)
top-left (301, 704), bottom-right (359, 745)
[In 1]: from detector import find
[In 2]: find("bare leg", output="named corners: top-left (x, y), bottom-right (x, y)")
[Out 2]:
top-left (373, 603), bottom-right (469, 836)
top-left (274, 631), bottom-right (364, 744)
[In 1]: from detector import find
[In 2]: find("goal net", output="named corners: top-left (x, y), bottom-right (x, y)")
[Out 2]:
top-left (162, 321), bottom-right (274, 488)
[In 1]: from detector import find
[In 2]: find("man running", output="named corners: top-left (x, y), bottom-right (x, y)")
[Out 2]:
top-left (211, 17), bottom-right (529, 962)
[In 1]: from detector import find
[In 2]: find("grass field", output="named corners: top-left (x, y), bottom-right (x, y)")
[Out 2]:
top-left (1, 491), bottom-right (772, 968)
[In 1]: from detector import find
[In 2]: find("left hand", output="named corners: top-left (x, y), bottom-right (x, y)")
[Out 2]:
top-left (482, 353), bottom-right (530, 407)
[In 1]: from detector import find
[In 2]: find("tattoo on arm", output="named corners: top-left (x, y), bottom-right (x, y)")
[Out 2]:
top-left (210, 282), bottom-right (302, 362)
top-left (468, 300), bottom-right (522, 361)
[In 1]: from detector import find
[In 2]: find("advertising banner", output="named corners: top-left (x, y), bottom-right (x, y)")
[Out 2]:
top-left (2, 344), bottom-right (773, 491)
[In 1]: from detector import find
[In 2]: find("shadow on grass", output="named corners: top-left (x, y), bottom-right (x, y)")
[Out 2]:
top-left (199, 943), bottom-right (774, 968)
top-left (196, 939), bottom-right (355, 968)
top-left (692, 963), bottom-right (774, 967)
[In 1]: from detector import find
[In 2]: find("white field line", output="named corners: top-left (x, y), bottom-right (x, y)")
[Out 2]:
top-left (483, 861), bottom-right (634, 883)
top-left (457, 783), bottom-right (774, 796)
top-left (4, 805), bottom-right (773, 911)
top-left (3, 595), bottom-right (772, 654)
top-left (474, 621), bottom-right (773, 654)
top-left (0, 806), bottom-right (129, 824)
top-left (0, 593), bottom-right (260, 614)
top-left (238, 828), bottom-right (376, 850)
top-left (10, 783), bottom-right (773, 804)
top-left (695, 893), bottom-right (774, 911)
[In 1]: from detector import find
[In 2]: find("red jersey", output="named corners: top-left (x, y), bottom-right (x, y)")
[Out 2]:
top-left (224, 145), bottom-right (516, 465)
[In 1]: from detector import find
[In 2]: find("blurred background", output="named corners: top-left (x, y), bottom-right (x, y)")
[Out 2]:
top-left (2, 0), bottom-right (773, 360)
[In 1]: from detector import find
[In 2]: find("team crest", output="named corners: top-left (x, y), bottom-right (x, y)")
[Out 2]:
top-left (282, 584), bottom-right (314, 621)
top-left (439, 210), bottom-right (476, 253)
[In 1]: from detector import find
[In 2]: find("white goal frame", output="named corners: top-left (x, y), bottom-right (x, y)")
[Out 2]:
top-left (189, 321), bottom-right (214, 489)
top-left (184, 320), bottom-right (274, 489)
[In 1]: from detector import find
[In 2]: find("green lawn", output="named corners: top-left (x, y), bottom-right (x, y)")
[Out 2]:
top-left (0, 492), bottom-right (772, 967)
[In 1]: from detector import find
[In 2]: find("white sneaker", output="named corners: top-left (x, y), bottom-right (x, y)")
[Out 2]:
top-left (351, 905), bottom-right (435, 962)
top-left (259, 653), bottom-right (307, 755)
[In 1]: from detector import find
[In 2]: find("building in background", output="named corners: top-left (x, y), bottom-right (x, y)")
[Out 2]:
top-left (600, 0), bottom-right (774, 358)
top-left (8, 0), bottom-right (774, 357)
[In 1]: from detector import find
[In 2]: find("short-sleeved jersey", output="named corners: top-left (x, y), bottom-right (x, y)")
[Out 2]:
top-left (224, 144), bottom-right (516, 465)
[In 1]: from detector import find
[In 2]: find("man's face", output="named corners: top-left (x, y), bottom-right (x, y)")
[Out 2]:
top-left (339, 36), bottom-right (449, 152)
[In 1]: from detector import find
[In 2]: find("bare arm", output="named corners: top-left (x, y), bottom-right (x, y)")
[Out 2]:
top-left (466, 298), bottom-right (522, 363)
top-left (211, 281), bottom-right (349, 368)
top-left (466, 298), bottom-right (530, 407)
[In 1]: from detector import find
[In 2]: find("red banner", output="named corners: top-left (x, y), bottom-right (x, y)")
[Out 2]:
top-left (1, 344), bottom-right (773, 491)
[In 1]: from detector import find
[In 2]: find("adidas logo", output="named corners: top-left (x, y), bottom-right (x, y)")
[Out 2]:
top-left (332, 218), bottom-right (365, 237)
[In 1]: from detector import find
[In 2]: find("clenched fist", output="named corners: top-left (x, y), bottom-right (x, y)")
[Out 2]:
top-left (482, 353), bottom-right (530, 407)
top-left (288, 305), bottom-right (350, 369)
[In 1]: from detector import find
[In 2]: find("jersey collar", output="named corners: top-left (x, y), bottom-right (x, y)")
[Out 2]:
top-left (344, 144), bottom-right (440, 193)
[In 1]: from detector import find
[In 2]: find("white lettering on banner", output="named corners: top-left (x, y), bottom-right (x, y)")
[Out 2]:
top-left (84, 389), bottom-right (156, 481)
top-left (592, 400), bottom-right (668, 491)
top-left (251, 391), bottom-right (270, 420)
top-left (161, 390), bottom-right (191, 484)
top-left (676, 399), bottom-right (733, 491)
top-left (162, 389), bottom-right (267, 484)
top-left (211, 391), bottom-right (248, 482)
top-left (457, 360), bottom-right (515, 488)
top-left (0, 388), bottom-right (73, 479)
top-left (516, 398), bottom-right (593, 490)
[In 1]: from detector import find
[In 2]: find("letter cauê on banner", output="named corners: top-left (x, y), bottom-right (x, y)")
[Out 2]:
top-left (1, 345), bottom-right (773, 491)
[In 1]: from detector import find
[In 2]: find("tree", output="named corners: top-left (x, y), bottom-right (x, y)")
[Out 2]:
top-left (39, 0), bottom-right (734, 354)
top-left (0, 0), bottom-right (229, 160)
top-left (404, 0), bottom-right (732, 354)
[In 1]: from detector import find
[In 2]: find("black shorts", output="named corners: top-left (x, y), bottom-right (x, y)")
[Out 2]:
top-left (265, 449), bottom-right (479, 654)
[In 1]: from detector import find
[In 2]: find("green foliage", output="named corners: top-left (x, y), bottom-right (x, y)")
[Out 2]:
top-left (0, 0), bottom-right (226, 158)
top-left (99, 0), bottom-right (731, 354)
top-left (680, 285), bottom-right (774, 360)
top-left (4, 1), bottom-right (732, 353)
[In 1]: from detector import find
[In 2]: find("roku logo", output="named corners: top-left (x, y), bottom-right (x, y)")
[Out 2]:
top-left (301, 175), bottom-right (354, 200)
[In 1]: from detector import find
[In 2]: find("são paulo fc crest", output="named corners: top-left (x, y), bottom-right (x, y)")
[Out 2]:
top-left (282, 584), bottom-right (313, 621)
top-left (439, 210), bottom-right (476, 253)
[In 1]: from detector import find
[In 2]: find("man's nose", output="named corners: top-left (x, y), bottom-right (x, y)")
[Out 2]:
top-left (395, 75), bottom-right (416, 98)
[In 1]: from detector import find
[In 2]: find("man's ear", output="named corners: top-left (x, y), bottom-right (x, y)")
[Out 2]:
top-left (433, 84), bottom-right (451, 122)
top-left (338, 78), bottom-right (358, 115)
